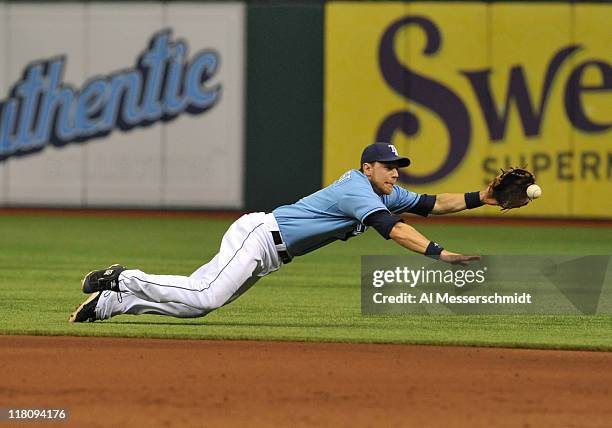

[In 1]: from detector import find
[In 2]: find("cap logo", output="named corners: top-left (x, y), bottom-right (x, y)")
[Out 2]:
top-left (388, 144), bottom-right (399, 156)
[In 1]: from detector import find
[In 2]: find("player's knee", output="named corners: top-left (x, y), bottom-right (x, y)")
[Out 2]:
top-left (191, 290), bottom-right (226, 312)
top-left (203, 296), bottom-right (226, 312)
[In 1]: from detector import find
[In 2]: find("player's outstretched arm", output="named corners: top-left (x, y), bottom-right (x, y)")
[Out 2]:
top-left (388, 222), bottom-right (480, 265)
top-left (431, 187), bottom-right (499, 215)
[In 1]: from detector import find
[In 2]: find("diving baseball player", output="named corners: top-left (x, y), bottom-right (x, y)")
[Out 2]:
top-left (69, 143), bottom-right (501, 322)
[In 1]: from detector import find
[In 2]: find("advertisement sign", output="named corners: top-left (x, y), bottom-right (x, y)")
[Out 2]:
top-left (325, 3), bottom-right (611, 217)
top-left (0, 2), bottom-right (244, 208)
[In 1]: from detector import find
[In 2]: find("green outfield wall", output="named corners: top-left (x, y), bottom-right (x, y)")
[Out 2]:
top-left (245, 2), bottom-right (324, 211)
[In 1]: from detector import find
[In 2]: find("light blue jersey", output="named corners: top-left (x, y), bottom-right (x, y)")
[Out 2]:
top-left (272, 169), bottom-right (422, 257)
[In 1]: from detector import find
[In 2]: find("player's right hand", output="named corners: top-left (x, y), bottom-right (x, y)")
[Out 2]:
top-left (439, 250), bottom-right (481, 266)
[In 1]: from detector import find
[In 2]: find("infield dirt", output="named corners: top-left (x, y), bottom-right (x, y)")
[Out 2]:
top-left (1, 335), bottom-right (611, 427)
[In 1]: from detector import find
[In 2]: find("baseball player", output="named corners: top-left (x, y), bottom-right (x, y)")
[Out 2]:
top-left (69, 143), bottom-right (500, 322)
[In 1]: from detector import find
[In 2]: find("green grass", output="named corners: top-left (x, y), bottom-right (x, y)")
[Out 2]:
top-left (1, 214), bottom-right (611, 350)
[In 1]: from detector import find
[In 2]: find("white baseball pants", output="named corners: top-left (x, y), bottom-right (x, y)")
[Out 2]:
top-left (95, 212), bottom-right (283, 320)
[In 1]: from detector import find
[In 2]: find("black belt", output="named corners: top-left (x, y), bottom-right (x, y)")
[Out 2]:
top-left (271, 230), bottom-right (292, 264)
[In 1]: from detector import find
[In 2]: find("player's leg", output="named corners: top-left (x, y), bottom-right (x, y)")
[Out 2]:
top-left (70, 213), bottom-right (282, 321)
top-left (83, 257), bottom-right (263, 321)
top-left (111, 213), bottom-right (280, 312)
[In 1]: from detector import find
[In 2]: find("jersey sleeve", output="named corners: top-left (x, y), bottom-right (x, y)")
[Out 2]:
top-left (385, 185), bottom-right (422, 213)
top-left (336, 181), bottom-right (389, 223)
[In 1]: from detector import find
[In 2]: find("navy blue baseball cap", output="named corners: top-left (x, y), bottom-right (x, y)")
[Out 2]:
top-left (360, 143), bottom-right (410, 168)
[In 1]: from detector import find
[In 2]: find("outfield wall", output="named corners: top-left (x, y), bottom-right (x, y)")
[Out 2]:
top-left (0, 1), bottom-right (610, 218)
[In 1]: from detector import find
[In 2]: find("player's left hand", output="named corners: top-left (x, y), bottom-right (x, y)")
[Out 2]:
top-left (480, 184), bottom-right (499, 206)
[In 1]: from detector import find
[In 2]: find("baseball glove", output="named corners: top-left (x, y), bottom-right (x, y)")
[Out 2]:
top-left (491, 167), bottom-right (536, 210)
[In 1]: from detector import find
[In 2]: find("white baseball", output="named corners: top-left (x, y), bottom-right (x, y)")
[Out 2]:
top-left (526, 184), bottom-right (542, 199)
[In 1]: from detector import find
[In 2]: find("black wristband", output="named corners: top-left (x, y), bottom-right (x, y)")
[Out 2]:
top-left (425, 241), bottom-right (444, 257)
top-left (465, 191), bottom-right (484, 209)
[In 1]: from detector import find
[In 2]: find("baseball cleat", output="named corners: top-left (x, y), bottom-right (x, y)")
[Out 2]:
top-left (69, 292), bottom-right (101, 323)
top-left (81, 264), bottom-right (125, 293)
